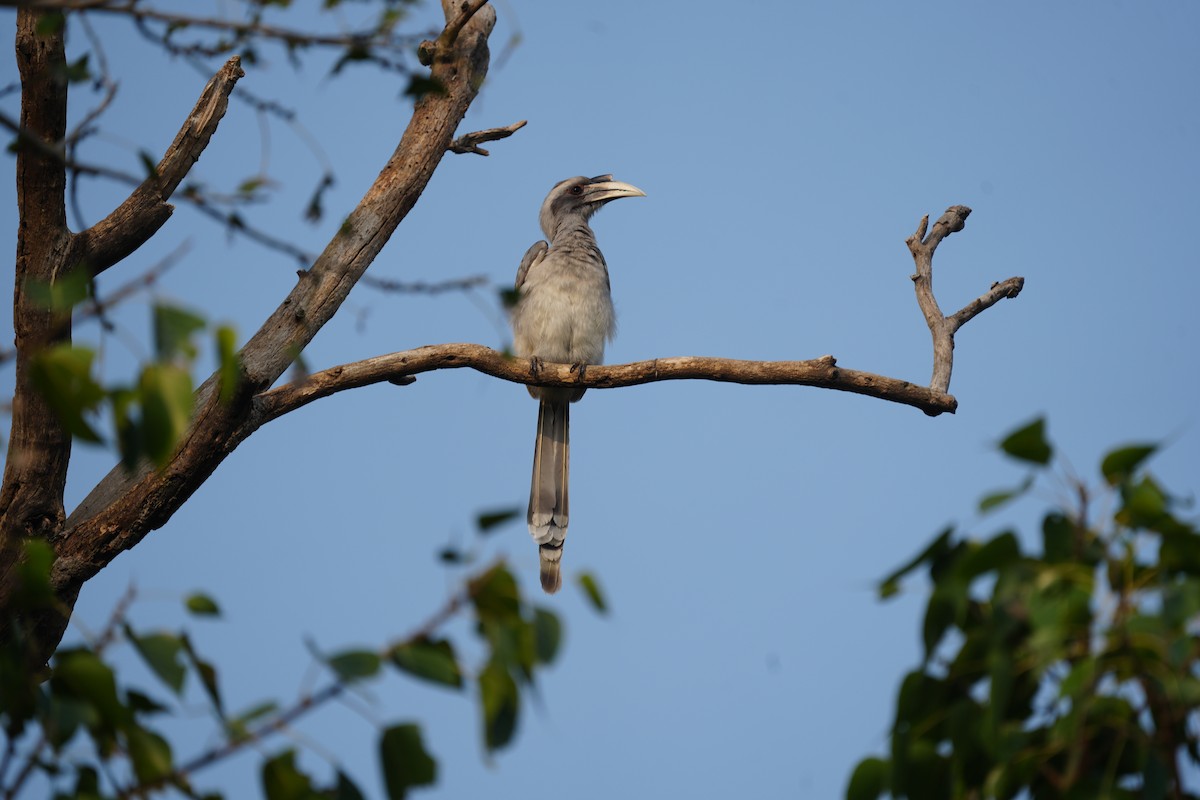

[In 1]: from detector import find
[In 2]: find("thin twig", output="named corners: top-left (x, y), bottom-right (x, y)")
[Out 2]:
top-left (360, 274), bottom-right (489, 295)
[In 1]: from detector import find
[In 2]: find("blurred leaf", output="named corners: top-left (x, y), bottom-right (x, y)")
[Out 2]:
top-left (227, 701), bottom-right (279, 739)
top-left (379, 724), bottom-right (437, 799)
top-left (846, 757), bottom-right (888, 800)
top-left (403, 75), bottom-right (446, 98)
top-left (126, 689), bottom-right (169, 716)
top-left (185, 592), bottom-right (221, 617)
top-left (29, 344), bottom-right (105, 442)
top-left (124, 627), bottom-right (187, 695)
top-left (14, 538), bottom-right (56, 608)
top-left (577, 572), bottom-right (607, 614)
top-left (139, 362), bottom-right (194, 467)
top-left (1119, 475), bottom-right (1168, 528)
top-left (24, 265), bottom-right (90, 311)
top-left (182, 634), bottom-right (223, 716)
top-left (922, 587), bottom-right (958, 662)
top-left (237, 176), bottom-right (265, 194)
top-left (125, 724), bottom-right (173, 783)
top-left (139, 150), bottom-right (159, 180)
top-left (956, 531), bottom-right (1021, 582)
top-left (331, 43), bottom-right (373, 75)
top-left (61, 53), bottom-right (91, 83)
top-left (437, 547), bottom-right (464, 564)
top-left (304, 172), bottom-right (335, 224)
top-left (498, 287), bottom-right (520, 310)
top-left (532, 607), bottom-right (562, 664)
top-left (475, 507), bottom-right (519, 534)
top-left (261, 749), bottom-right (315, 800)
top-left (978, 475), bottom-right (1033, 513)
top-left (153, 302), bottom-right (206, 362)
top-left (471, 564), bottom-right (521, 622)
top-left (335, 770), bottom-right (366, 800)
top-left (388, 638), bottom-right (462, 689)
top-left (1041, 512), bottom-right (1074, 563)
top-left (478, 660), bottom-right (519, 753)
top-left (879, 527), bottom-right (954, 599)
top-left (52, 650), bottom-right (128, 729)
top-left (215, 325), bottom-right (241, 404)
top-left (327, 650), bottom-right (382, 683)
top-left (1100, 443), bottom-right (1157, 486)
top-left (999, 417), bottom-right (1052, 465)
top-left (35, 11), bottom-right (65, 34)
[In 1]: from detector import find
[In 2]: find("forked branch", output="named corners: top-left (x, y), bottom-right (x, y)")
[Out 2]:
top-left (907, 205), bottom-right (1024, 393)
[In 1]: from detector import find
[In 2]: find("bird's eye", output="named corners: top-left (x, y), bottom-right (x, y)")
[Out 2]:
top-left (569, 185), bottom-right (584, 195)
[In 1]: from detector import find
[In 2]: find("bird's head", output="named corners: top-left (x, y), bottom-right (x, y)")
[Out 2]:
top-left (539, 174), bottom-right (645, 239)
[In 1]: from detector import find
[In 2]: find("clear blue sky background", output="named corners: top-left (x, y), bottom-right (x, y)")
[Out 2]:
top-left (3, 2), bottom-right (1199, 798)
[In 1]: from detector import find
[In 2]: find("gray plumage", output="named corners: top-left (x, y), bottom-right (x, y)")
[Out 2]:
top-left (510, 175), bottom-right (645, 594)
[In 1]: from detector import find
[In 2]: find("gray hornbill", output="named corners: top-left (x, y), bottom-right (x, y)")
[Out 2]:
top-left (510, 175), bottom-right (645, 593)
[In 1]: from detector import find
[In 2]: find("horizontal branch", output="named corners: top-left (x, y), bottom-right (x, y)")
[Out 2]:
top-left (256, 343), bottom-right (959, 423)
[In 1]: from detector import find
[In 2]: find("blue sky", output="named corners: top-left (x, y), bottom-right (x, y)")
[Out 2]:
top-left (3, 1), bottom-right (1199, 797)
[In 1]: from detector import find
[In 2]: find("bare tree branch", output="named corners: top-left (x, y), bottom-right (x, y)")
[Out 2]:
top-left (907, 205), bottom-right (1023, 393)
top-left (0, 9), bottom-right (73, 600)
top-left (449, 119), bottom-right (526, 156)
top-left (255, 344), bottom-right (960, 423)
top-left (360, 274), bottom-right (489, 295)
top-left (44, 2), bottom-right (500, 658)
top-left (0, 1), bottom-right (424, 54)
top-left (71, 55), bottom-right (244, 276)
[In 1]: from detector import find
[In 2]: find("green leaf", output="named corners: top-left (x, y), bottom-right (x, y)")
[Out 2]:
top-left (475, 507), bottom-right (520, 534)
top-left (14, 538), bottom-right (56, 608)
top-left (28, 344), bottom-right (105, 442)
top-left (125, 725), bottom-right (173, 783)
top-left (185, 592), bottom-right (221, 616)
top-left (61, 53), bottom-right (92, 84)
top-left (956, 531), bottom-right (1021, 582)
top-left (153, 303), bottom-right (206, 362)
top-left (403, 75), bottom-right (446, 98)
top-left (261, 749), bottom-right (315, 800)
top-left (999, 417), bottom-right (1052, 465)
top-left (978, 475), bottom-right (1034, 513)
top-left (379, 724), bottom-right (437, 799)
top-left (470, 564), bottom-right (521, 623)
top-left (878, 527), bottom-right (954, 599)
top-left (532, 607), bottom-right (562, 664)
top-left (327, 650), bottom-right (382, 683)
top-left (577, 572), bottom-right (607, 614)
top-left (922, 587), bottom-right (958, 662)
top-left (1100, 443), bottom-right (1157, 486)
top-left (124, 627), bottom-right (187, 694)
top-left (478, 660), bottom-right (519, 753)
top-left (334, 770), bottom-right (366, 800)
top-left (52, 649), bottom-right (128, 729)
top-left (1041, 512), bottom-right (1073, 563)
top-left (227, 701), bottom-right (279, 739)
top-left (138, 362), bottom-right (194, 467)
top-left (1119, 475), bottom-right (1168, 528)
top-left (846, 757), bottom-right (888, 800)
top-left (35, 11), bottom-right (65, 35)
top-left (138, 150), bottom-right (160, 180)
top-left (126, 689), bottom-right (169, 716)
top-left (24, 265), bottom-right (90, 311)
top-left (215, 325), bottom-right (241, 404)
top-left (181, 634), bottom-right (223, 716)
top-left (388, 638), bottom-right (463, 689)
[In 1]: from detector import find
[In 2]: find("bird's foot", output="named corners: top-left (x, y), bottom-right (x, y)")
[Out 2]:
top-left (570, 362), bottom-right (588, 383)
top-left (529, 355), bottom-right (544, 378)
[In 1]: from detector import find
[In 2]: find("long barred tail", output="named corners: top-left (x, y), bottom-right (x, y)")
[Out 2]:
top-left (528, 399), bottom-right (569, 594)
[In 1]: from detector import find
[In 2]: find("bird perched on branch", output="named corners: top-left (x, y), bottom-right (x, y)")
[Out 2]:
top-left (510, 175), bottom-right (645, 594)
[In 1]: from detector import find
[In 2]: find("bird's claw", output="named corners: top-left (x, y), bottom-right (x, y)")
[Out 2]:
top-left (529, 356), bottom-right (544, 378)
top-left (570, 362), bottom-right (588, 382)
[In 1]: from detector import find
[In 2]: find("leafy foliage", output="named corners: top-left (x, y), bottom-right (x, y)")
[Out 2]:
top-left (850, 418), bottom-right (1200, 799)
top-left (27, 291), bottom-right (242, 469)
top-left (0, 541), bottom-right (576, 798)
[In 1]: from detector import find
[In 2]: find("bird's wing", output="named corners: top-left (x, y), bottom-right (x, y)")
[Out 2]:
top-left (515, 240), bottom-right (548, 290)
